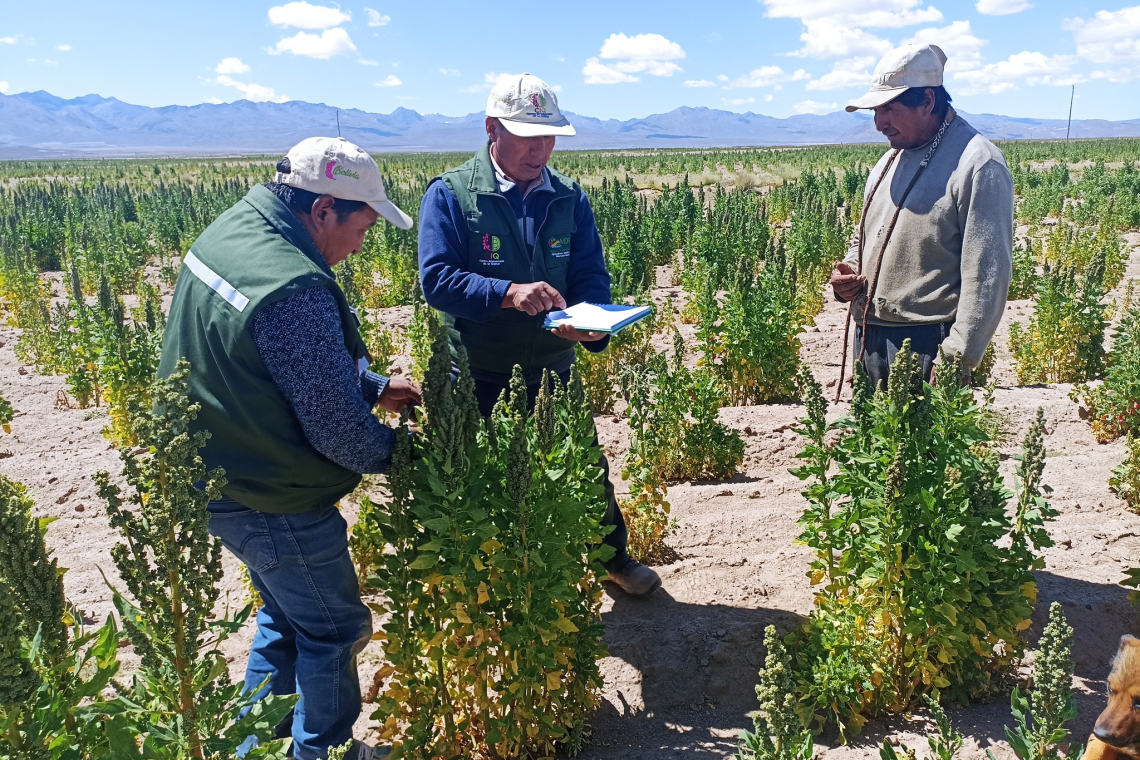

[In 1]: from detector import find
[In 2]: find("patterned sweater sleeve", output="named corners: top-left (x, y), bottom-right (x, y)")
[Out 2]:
top-left (250, 286), bottom-right (396, 474)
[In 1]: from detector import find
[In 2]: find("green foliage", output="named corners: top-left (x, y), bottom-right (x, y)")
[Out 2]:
top-left (788, 345), bottom-right (1056, 738)
top-left (1009, 250), bottom-right (1107, 384)
top-left (696, 253), bottom-right (804, 406)
top-left (880, 696), bottom-right (964, 760)
top-left (1110, 434), bottom-right (1140, 510)
top-left (986, 602), bottom-right (1080, 760)
top-left (1071, 305), bottom-right (1140, 443)
top-left (574, 303), bottom-right (672, 415)
top-left (0, 476), bottom-right (122, 760)
top-left (357, 326), bottom-right (612, 759)
top-left (617, 330), bottom-right (745, 561)
top-left (1009, 239), bottom-right (1041, 301)
top-left (737, 626), bottom-right (814, 760)
top-left (94, 360), bottom-right (295, 759)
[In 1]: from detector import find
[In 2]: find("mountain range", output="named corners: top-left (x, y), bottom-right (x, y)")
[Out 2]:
top-left (2, 90), bottom-right (1139, 159)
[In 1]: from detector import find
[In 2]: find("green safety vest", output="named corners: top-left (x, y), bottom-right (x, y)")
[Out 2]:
top-left (437, 142), bottom-right (580, 379)
top-left (158, 184), bottom-right (369, 514)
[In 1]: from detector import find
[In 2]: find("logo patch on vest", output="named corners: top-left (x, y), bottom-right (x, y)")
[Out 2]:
top-left (481, 234), bottom-right (503, 265)
top-left (548, 236), bottom-right (571, 258)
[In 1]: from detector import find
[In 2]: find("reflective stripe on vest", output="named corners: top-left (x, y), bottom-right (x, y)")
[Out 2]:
top-left (183, 250), bottom-right (251, 312)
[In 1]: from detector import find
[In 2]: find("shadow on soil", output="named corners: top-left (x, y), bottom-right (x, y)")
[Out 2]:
top-left (584, 586), bottom-right (805, 758)
top-left (582, 571), bottom-right (1140, 758)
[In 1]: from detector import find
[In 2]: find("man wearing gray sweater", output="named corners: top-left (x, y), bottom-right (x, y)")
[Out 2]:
top-left (831, 43), bottom-right (1013, 388)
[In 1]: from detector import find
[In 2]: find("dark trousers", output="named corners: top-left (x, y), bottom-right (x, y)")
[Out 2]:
top-left (469, 370), bottom-right (630, 570)
top-left (854, 320), bottom-right (954, 391)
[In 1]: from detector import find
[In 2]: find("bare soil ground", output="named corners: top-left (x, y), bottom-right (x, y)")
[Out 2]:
top-left (3, 237), bottom-right (1140, 758)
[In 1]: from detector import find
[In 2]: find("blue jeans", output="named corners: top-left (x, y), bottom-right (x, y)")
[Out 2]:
top-left (854, 320), bottom-right (954, 391)
top-left (207, 499), bottom-right (372, 760)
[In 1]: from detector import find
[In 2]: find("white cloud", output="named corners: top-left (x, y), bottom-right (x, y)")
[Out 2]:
top-left (0, 82), bottom-right (8, 94)
top-left (205, 96), bottom-right (224, 104)
top-left (56, 44), bottom-right (70, 51)
top-left (464, 71), bottom-right (517, 92)
top-left (600, 32), bottom-right (686, 61)
top-left (43, 58), bottom-right (58, 66)
top-left (683, 79), bottom-right (718, 87)
top-left (716, 74), bottom-right (729, 82)
top-left (764, 0), bottom-right (943, 28)
top-left (0, 37), bottom-right (16, 44)
top-left (1065, 6), bottom-right (1140, 65)
top-left (585, 32), bottom-right (685, 83)
top-left (375, 74), bottom-right (402, 87)
top-left (763, 0), bottom-right (942, 59)
top-left (792, 20), bottom-right (894, 58)
top-left (365, 8), bottom-right (391, 26)
top-left (976, 0), bottom-right (1031, 15)
top-left (215, 75), bottom-right (289, 102)
top-left (582, 58), bottom-right (639, 84)
top-left (722, 96), bottom-right (757, 106)
top-left (439, 67), bottom-right (460, 76)
top-left (806, 56), bottom-right (876, 90)
top-left (268, 2), bottom-right (350, 29)
top-left (794, 99), bottom-right (839, 114)
top-left (270, 28), bottom-right (358, 58)
top-left (1091, 66), bottom-right (1139, 83)
top-left (766, 93), bottom-right (774, 101)
top-left (953, 51), bottom-right (1079, 94)
top-left (215, 57), bottom-right (251, 74)
top-left (725, 66), bottom-right (810, 89)
top-left (359, 59), bottom-right (378, 65)
top-left (902, 20), bottom-right (986, 72)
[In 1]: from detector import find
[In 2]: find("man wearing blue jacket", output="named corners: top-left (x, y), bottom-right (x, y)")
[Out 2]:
top-left (417, 73), bottom-right (661, 596)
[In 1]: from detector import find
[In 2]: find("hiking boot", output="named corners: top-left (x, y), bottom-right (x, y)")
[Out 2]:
top-left (605, 557), bottom-right (662, 596)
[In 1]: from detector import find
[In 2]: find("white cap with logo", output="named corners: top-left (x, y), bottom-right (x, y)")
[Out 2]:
top-left (486, 73), bottom-right (576, 137)
top-left (274, 136), bottom-right (414, 229)
top-left (846, 44), bottom-right (948, 112)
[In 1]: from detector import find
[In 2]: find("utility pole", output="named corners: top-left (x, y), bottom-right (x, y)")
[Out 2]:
top-left (336, 110), bottom-right (342, 138)
top-left (1065, 85), bottom-right (1075, 143)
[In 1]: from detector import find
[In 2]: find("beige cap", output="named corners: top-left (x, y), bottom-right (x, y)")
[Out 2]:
top-left (846, 44), bottom-right (948, 112)
top-left (274, 136), bottom-right (413, 229)
top-left (486, 73), bottom-right (576, 137)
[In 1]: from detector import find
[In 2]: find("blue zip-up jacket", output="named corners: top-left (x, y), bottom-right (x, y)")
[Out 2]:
top-left (418, 167), bottom-right (611, 376)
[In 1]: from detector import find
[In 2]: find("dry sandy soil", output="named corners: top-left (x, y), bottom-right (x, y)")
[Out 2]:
top-left (3, 236), bottom-right (1140, 758)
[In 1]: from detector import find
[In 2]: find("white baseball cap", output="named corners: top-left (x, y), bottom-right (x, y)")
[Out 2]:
top-left (846, 44), bottom-right (948, 112)
top-left (274, 136), bottom-right (413, 229)
top-left (486, 73), bottom-right (576, 137)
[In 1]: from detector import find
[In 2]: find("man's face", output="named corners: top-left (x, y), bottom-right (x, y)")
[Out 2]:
top-left (310, 201), bottom-right (380, 267)
top-left (873, 93), bottom-right (935, 150)
top-left (487, 118), bottom-right (556, 183)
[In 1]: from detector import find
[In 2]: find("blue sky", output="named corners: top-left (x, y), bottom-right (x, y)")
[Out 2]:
top-left (1, 0), bottom-right (1138, 121)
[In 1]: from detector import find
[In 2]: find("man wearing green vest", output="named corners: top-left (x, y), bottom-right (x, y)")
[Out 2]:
top-left (418, 73), bottom-right (662, 597)
top-left (159, 136), bottom-right (420, 760)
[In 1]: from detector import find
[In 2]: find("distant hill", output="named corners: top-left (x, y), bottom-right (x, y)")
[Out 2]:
top-left (2, 91), bottom-right (1139, 159)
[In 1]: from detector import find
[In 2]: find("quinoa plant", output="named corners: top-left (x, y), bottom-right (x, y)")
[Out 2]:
top-left (987, 602), bottom-right (1080, 760)
top-left (1111, 434), bottom-right (1140, 510)
top-left (0, 475), bottom-right (122, 760)
top-left (880, 696), bottom-right (964, 760)
top-left (737, 626), bottom-right (814, 760)
top-left (788, 345), bottom-right (1056, 738)
top-left (94, 360), bottom-right (294, 759)
top-left (1071, 304), bottom-right (1140, 443)
top-left (360, 327), bottom-right (611, 759)
top-left (616, 330), bottom-right (744, 561)
top-left (1009, 248), bottom-right (1107, 384)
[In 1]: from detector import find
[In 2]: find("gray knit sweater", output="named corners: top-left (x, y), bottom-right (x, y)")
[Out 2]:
top-left (843, 114), bottom-right (1014, 367)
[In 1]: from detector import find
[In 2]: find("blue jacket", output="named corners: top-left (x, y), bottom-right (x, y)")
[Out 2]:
top-left (417, 169), bottom-right (611, 374)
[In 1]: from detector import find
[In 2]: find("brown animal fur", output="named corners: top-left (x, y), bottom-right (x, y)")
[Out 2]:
top-left (1086, 635), bottom-right (1140, 759)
